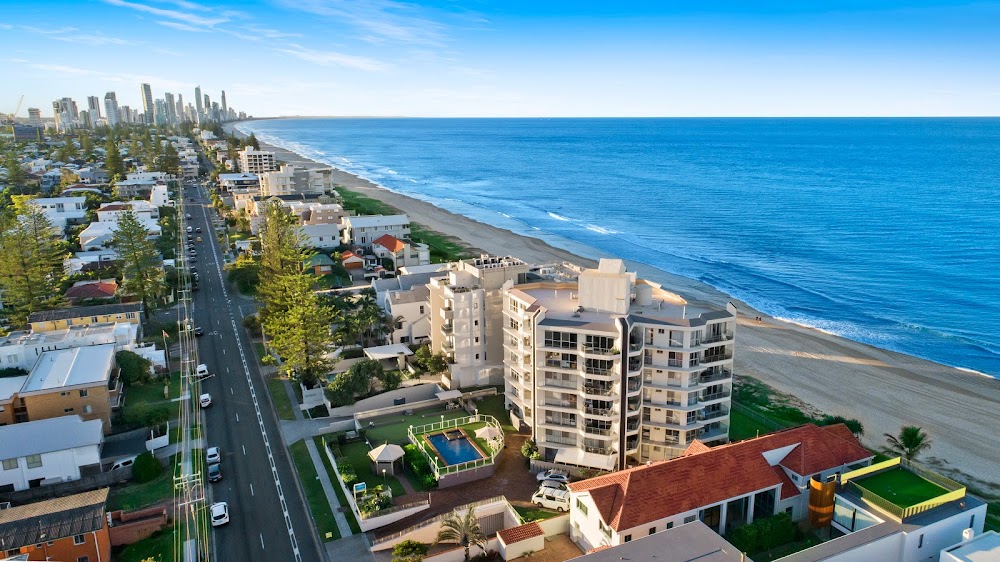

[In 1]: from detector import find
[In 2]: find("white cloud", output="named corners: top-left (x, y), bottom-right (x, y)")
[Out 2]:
top-left (275, 0), bottom-right (447, 45)
top-left (239, 25), bottom-right (302, 39)
top-left (275, 44), bottom-right (389, 72)
top-left (101, 0), bottom-right (228, 27)
top-left (156, 20), bottom-right (210, 32)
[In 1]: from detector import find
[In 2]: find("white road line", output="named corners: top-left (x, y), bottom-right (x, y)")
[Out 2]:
top-left (202, 204), bottom-right (301, 562)
top-left (230, 387), bottom-right (234, 395)
top-left (242, 444), bottom-right (247, 455)
top-left (250, 483), bottom-right (254, 496)
top-left (236, 413), bottom-right (239, 422)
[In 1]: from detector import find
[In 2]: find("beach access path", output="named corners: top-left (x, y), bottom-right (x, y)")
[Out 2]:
top-left (233, 125), bottom-right (1000, 492)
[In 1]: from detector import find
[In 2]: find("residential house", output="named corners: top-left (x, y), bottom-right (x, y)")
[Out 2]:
top-left (64, 250), bottom-right (118, 275)
top-left (0, 488), bottom-right (111, 561)
top-left (940, 531), bottom-right (1000, 562)
top-left (0, 416), bottom-right (103, 492)
top-left (372, 267), bottom-right (450, 345)
top-left (299, 223), bottom-right (342, 250)
top-left (95, 200), bottom-right (157, 221)
top-left (28, 302), bottom-right (142, 332)
top-left (40, 170), bottom-right (62, 193)
top-left (0, 321), bottom-right (149, 373)
top-left (75, 166), bottom-right (109, 184)
top-left (78, 203), bottom-right (160, 249)
top-left (505, 259), bottom-right (737, 471)
top-left (112, 178), bottom-right (157, 198)
top-left (566, 423), bottom-right (873, 552)
top-left (12, 344), bottom-right (122, 433)
top-left (372, 234), bottom-right (431, 270)
top-left (340, 251), bottom-right (364, 270)
top-left (303, 254), bottom-right (336, 276)
top-left (28, 197), bottom-right (87, 232)
top-left (149, 183), bottom-right (170, 208)
top-left (341, 214), bottom-right (411, 247)
top-left (219, 172), bottom-right (259, 193)
top-left (63, 279), bottom-right (118, 304)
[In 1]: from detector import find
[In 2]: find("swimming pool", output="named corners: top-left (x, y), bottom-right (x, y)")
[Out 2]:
top-left (424, 429), bottom-right (486, 466)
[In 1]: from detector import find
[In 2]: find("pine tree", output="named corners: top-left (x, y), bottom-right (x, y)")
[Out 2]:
top-left (109, 208), bottom-right (163, 320)
top-left (266, 274), bottom-right (334, 388)
top-left (257, 201), bottom-right (307, 324)
top-left (105, 138), bottom-right (125, 178)
top-left (0, 205), bottom-right (66, 325)
top-left (2, 153), bottom-right (27, 187)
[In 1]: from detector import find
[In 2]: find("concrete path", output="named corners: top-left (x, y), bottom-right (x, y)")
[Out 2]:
top-left (153, 437), bottom-right (203, 460)
top-left (305, 435), bottom-right (354, 539)
top-left (280, 418), bottom-right (346, 445)
top-left (325, 534), bottom-right (373, 562)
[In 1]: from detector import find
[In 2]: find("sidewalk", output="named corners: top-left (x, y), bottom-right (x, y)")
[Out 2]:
top-left (284, 378), bottom-right (355, 540)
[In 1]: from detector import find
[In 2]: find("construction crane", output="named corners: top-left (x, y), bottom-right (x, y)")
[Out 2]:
top-left (6, 95), bottom-right (24, 125)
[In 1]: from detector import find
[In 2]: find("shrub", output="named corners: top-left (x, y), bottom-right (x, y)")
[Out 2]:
top-left (123, 402), bottom-right (171, 427)
top-left (403, 444), bottom-right (437, 488)
top-left (359, 485), bottom-right (393, 515)
top-left (116, 350), bottom-right (153, 385)
top-left (726, 512), bottom-right (798, 554)
top-left (521, 439), bottom-right (540, 460)
top-left (0, 367), bottom-right (28, 379)
top-left (132, 452), bottom-right (163, 483)
top-left (243, 314), bottom-right (262, 337)
top-left (392, 540), bottom-right (429, 562)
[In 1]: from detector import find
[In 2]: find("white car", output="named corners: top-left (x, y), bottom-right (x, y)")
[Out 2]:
top-left (210, 502), bottom-right (230, 527)
top-left (539, 480), bottom-right (568, 491)
top-left (199, 393), bottom-right (212, 407)
top-left (206, 446), bottom-right (221, 464)
top-left (536, 469), bottom-right (570, 483)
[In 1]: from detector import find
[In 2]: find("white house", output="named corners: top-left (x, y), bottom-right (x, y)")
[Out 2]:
top-left (0, 416), bottom-right (103, 492)
top-left (299, 223), bottom-right (342, 250)
top-left (64, 249), bottom-right (118, 275)
top-left (372, 234), bottom-right (431, 269)
top-left (0, 322), bottom-right (146, 372)
top-left (372, 269), bottom-right (448, 345)
top-left (149, 183), bottom-right (170, 208)
top-left (341, 214), bottom-right (411, 247)
top-left (29, 197), bottom-right (87, 231)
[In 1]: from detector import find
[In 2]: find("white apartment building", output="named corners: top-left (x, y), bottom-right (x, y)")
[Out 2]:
top-left (429, 256), bottom-right (530, 388)
top-left (0, 416), bottom-right (103, 492)
top-left (503, 259), bottom-right (736, 472)
top-left (0, 322), bottom-right (149, 372)
top-left (238, 146), bottom-right (276, 175)
top-left (373, 267), bottom-right (451, 345)
top-left (258, 164), bottom-right (334, 197)
top-left (95, 200), bottom-right (157, 222)
top-left (150, 183), bottom-right (170, 208)
top-left (341, 214), bottom-right (411, 247)
top-left (219, 172), bottom-right (259, 193)
top-left (28, 197), bottom-right (87, 231)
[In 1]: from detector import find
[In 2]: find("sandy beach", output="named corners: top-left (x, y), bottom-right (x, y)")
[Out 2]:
top-left (230, 123), bottom-right (1000, 491)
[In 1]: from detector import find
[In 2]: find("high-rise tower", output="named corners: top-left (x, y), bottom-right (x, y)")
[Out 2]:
top-left (140, 83), bottom-right (154, 123)
top-left (104, 92), bottom-right (119, 126)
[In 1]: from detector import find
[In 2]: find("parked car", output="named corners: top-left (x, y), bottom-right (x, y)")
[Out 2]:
top-left (196, 364), bottom-right (209, 377)
top-left (195, 326), bottom-right (204, 337)
top-left (531, 488), bottom-right (570, 512)
top-left (196, 227), bottom-right (202, 233)
top-left (208, 463), bottom-right (222, 482)
top-left (110, 455), bottom-right (137, 471)
top-left (536, 469), bottom-right (570, 483)
top-left (206, 446), bottom-right (221, 464)
top-left (200, 393), bottom-right (212, 407)
top-left (210, 502), bottom-right (230, 526)
top-left (539, 480), bottom-right (568, 491)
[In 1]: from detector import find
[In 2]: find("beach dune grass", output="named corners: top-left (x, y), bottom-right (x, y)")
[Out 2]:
top-left (854, 467), bottom-right (949, 509)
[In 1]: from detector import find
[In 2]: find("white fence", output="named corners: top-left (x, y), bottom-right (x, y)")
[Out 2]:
top-left (407, 415), bottom-right (504, 479)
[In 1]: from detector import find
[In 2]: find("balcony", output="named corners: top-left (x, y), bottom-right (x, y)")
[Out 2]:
top-left (626, 380), bottom-right (642, 393)
top-left (702, 352), bottom-right (733, 364)
top-left (698, 408), bottom-right (729, 421)
top-left (440, 307), bottom-right (453, 320)
top-left (543, 418), bottom-right (578, 429)
top-left (702, 331), bottom-right (734, 344)
top-left (700, 390), bottom-right (732, 402)
top-left (584, 446), bottom-right (615, 455)
top-left (545, 360), bottom-right (578, 371)
top-left (543, 398), bottom-right (578, 409)
top-left (542, 377), bottom-right (577, 390)
top-left (581, 345), bottom-right (618, 357)
top-left (699, 424), bottom-right (729, 441)
top-left (442, 341), bottom-right (454, 352)
top-left (699, 369), bottom-right (733, 384)
top-left (584, 406), bottom-right (614, 417)
top-left (584, 365), bottom-right (614, 376)
top-left (583, 425), bottom-right (612, 436)
top-left (582, 384), bottom-right (614, 397)
top-left (543, 434), bottom-right (577, 446)
top-left (442, 324), bottom-right (454, 334)
top-left (667, 359), bottom-right (684, 367)
top-left (625, 419), bottom-right (640, 432)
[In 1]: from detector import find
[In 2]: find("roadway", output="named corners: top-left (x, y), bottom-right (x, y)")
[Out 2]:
top-left (181, 182), bottom-right (325, 562)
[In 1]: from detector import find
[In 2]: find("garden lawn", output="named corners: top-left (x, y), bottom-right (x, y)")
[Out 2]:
top-left (514, 505), bottom-right (562, 523)
top-left (855, 467), bottom-right (948, 509)
top-left (474, 393), bottom-right (516, 434)
top-left (750, 534), bottom-right (823, 562)
top-left (107, 455), bottom-right (179, 511)
top-left (266, 375), bottom-right (296, 421)
top-left (115, 526), bottom-right (174, 562)
top-left (314, 437), bottom-right (361, 535)
top-left (364, 406), bottom-right (473, 443)
top-left (123, 371), bottom-right (182, 421)
top-left (289, 441), bottom-right (341, 541)
top-left (340, 442), bottom-right (407, 497)
top-left (729, 408), bottom-right (779, 442)
top-left (255, 342), bottom-right (268, 361)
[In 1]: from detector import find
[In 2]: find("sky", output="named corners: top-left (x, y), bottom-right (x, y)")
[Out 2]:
top-left (2, 0), bottom-right (999, 117)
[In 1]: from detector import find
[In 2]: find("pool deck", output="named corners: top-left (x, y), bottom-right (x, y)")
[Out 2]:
top-left (423, 428), bottom-right (488, 466)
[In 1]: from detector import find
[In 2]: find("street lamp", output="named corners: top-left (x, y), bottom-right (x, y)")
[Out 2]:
top-left (382, 468), bottom-right (387, 486)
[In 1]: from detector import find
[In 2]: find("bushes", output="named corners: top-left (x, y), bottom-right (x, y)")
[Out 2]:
top-left (116, 350), bottom-right (153, 385)
top-left (726, 512), bottom-right (798, 555)
top-left (392, 539), bottom-right (429, 562)
top-left (123, 402), bottom-right (172, 427)
top-left (521, 439), bottom-right (540, 460)
top-left (132, 452), bottom-right (163, 484)
top-left (243, 313), bottom-right (262, 337)
top-left (359, 485), bottom-right (393, 515)
top-left (0, 367), bottom-right (28, 379)
top-left (403, 444), bottom-right (437, 489)
top-left (329, 444), bottom-right (357, 485)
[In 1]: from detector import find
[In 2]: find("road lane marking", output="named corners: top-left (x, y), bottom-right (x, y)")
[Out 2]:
top-left (260, 534), bottom-right (265, 550)
top-left (250, 483), bottom-right (254, 496)
top-left (230, 387), bottom-right (234, 395)
top-left (242, 444), bottom-right (246, 455)
top-left (235, 413), bottom-right (239, 422)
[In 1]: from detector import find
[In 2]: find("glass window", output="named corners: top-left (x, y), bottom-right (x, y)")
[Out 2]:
top-left (73, 535), bottom-right (85, 545)
top-left (26, 455), bottom-right (42, 469)
top-left (1, 459), bottom-right (16, 470)
top-left (576, 499), bottom-right (588, 515)
top-left (79, 389), bottom-right (89, 398)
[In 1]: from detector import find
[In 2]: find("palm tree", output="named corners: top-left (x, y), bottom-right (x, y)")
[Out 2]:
top-left (884, 426), bottom-right (932, 461)
top-left (435, 507), bottom-right (487, 562)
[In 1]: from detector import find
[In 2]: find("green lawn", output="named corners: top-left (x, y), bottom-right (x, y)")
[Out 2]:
top-left (266, 375), bottom-right (297, 421)
top-left (124, 371), bottom-right (182, 421)
top-left (289, 440), bottom-right (341, 541)
top-left (115, 526), bottom-right (174, 562)
top-left (855, 467), bottom-right (949, 508)
top-left (336, 187), bottom-right (399, 215)
top-left (314, 437), bottom-right (361, 535)
top-left (409, 223), bottom-right (472, 262)
top-left (729, 408), bottom-right (780, 442)
top-left (255, 341), bottom-right (268, 361)
top-left (364, 406), bottom-right (474, 443)
top-left (986, 502), bottom-right (1000, 533)
top-left (474, 393), bottom-right (516, 433)
top-left (340, 441), bottom-right (407, 497)
top-left (514, 505), bottom-right (562, 523)
top-left (107, 455), bottom-right (179, 511)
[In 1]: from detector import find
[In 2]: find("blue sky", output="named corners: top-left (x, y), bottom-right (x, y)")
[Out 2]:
top-left (2, 0), bottom-right (999, 117)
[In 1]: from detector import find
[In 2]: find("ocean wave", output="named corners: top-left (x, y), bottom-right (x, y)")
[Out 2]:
top-left (585, 224), bottom-right (620, 235)
top-left (547, 212), bottom-right (573, 222)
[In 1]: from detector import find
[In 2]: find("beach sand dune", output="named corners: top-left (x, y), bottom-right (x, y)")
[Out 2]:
top-left (233, 125), bottom-right (1000, 490)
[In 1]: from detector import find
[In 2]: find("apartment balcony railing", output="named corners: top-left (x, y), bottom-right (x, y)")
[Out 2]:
top-left (667, 359), bottom-right (684, 367)
top-left (702, 331), bottom-right (734, 344)
top-left (543, 378), bottom-right (577, 390)
top-left (543, 418), bottom-right (578, 428)
top-left (582, 385), bottom-right (614, 397)
top-left (703, 353), bottom-right (734, 363)
top-left (698, 409), bottom-right (729, 421)
top-left (699, 425), bottom-right (729, 441)
top-left (442, 324), bottom-right (454, 334)
top-left (700, 390), bottom-right (732, 402)
top-left (629, 340), bottom-right (643, 352)
top-left (584, 365), bottom-right (614, 376)
top-left (626, 380), bottom-right (641, 393)
top-left (546, 360), bottom-right (578, 370)
top-left (584, 426), bottom-right (612, 436)
top-left (699, 369), bottom-right (733, 384)
top-left (584, 446), bottom-right (614, 455)
top-left (582, 345), bottom-right (617, 356)
top-left (543, 340), bottom-right (577, 350)
top-left (544, 399), bottom-right (578, 409)
top-left (543, 435), bottom-right (577, 446)
top-left (443, 341), bottom-right (454, 351)
top-left (584, 406), bottom-right (613, 417)
top-left (625, 420), bottom-right (640, 432)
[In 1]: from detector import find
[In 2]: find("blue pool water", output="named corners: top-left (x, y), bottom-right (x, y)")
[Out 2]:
top-left (237, 118), bottom-right (1000, 376)
top-left (426, 432), bottom-right (485, 466)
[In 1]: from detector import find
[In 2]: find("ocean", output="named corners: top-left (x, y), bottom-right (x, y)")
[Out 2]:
top-left (236, 118), bottom-right (1000, 377)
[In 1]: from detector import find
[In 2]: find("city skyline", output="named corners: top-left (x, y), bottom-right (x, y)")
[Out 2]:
top-left (2, 1), bottom-right (1000, 118)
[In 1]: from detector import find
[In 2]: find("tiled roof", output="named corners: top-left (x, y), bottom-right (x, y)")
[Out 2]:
top-left (64, 280), bottom-right (118, 300)
top-left (0, 488), bottom-right (108, 549)
top-left (683, 440), bottom-right (712, 456)
top-left (567, 424), bottom-right (871, 531)
top-left (773, 466), bottom-right (802, 500)
top-left (373, 234), bottom-right (406, 253)
top-left (28, 302), bottom-right (142, 323)
top-left (497, 522), bottom-right (543, 544)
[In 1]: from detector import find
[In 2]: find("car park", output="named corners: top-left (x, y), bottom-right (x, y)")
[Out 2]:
top-left (210, 502), bottom-right (230, 526)
top-left (206, 446), bottom-right (221, 464)
top-left (199, 393), bottom-right (212, 407)
top-left (536, 469), bottom-right (570, 483)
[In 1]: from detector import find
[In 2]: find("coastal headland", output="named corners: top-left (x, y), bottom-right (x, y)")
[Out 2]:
top-left (228, 122), bottom-right (1000, 491)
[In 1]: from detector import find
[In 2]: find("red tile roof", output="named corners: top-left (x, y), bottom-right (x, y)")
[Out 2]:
top-left (64, 280), bottom-right (118, 300)
top-left (567, 424), bottom-right (871, 531)
top-left (340, 251), bottom-right (360, 260)
top-left (497, 522), bottom-right (543, 544)
top-left (773, 466), bottom-right (802, 500)
top-left (373, 234), bottom-right (406, 253)
top-left (683, 440), bottom-right (712, 456)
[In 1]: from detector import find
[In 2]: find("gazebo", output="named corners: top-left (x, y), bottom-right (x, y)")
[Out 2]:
top-left (367, 443), bottom-right (405, 476)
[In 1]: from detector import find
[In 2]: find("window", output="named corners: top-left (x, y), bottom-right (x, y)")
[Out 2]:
top-left (64, 408), bottom-right (75, 413)
top-left (475, 354), bottom-right (480, 360)
top-left (648, 527), bottom-right (656, 535)
top-left (78, 557), bottom-right (90, 562)
top-left (60, 391), bottom-right (70, 397)
top-left (73, 534), bottom-right (85, 545)
top-left (83, 405), bottom-right (93, 414)
top-left (126, 312), bottom-right (137, 319)
top-left (624, 535), bottom-right (632, 543)
top-left (666, 522), bottom-right (674, 530)
top-left (79, 389), bottom-right (89, 398)
top-left (419, 305), bottom-right (425, 314)
top-left (576, 499), bottom-right (588, 515)
top-left (971, 515), bottom-right (976, 528)
top-left (1, 459), bottom-right (16, 470)
top-left (683, 515), bottom-right (696, 524)
top-left (26, 455), bottom-right (42, 469)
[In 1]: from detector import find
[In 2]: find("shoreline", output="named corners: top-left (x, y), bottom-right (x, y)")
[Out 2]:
top-left (227, 121), bottom-right (1000, 489)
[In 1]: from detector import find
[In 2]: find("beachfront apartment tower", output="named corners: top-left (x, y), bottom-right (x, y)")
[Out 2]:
top-left (103, 92), bottom-right (119, 126)
top-left (140, 83), bottom-right (153, 123)
top-left (86, 96), bottom-right (102, 121)
top-left (164, 92), bottom-right (176, 124)
top-left (429, 256), bottom-right (530, 389)
top-left (503, 259), bottom-right (736, 472)
top-left (194, 85), bottom-right (204, 122)
top-left (239, 146), bottom-right (277, 176)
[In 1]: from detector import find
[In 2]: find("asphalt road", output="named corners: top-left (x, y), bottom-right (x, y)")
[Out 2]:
top-left (182, 184), bottom-right (325, 562)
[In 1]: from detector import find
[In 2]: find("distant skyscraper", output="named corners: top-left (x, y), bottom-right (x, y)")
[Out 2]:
top-left (120, 105), bottom-right (132, 124)
top-left (164, 92), bottom-right (176, 124)
top-left (194, 85), bottom-right (204, 121)
top-left (52, 98), bottom-right (74, 131)
top-left (140, 83), bottom-right (154, 123)
top-left (221, 90), bottom-right (227, 115)
top-left (69, 100), bottom-right (79, 119)
top-left (154, 99), bottom-right (167, 126)
top-left (87, 96), bottom-right (102, 120)
top-left (176, 94), bottom-right (184, 122)
top-left (27, 108), bottom-right (41, 127)
top-left (203, 94), bottom-right (211, 114)
top-left (80, 110), bottom-right (93, 129)
top-left (104, 92), bottom-right (119, 126)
